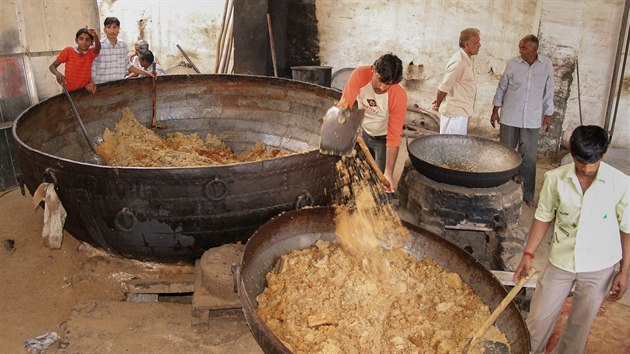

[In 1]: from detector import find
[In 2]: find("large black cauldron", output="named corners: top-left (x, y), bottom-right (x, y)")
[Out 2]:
top-left (13, 75), bottom-right (339, 262)
top-left (238, 207), bottom-right (530, 353)
top-left (407, 134), bottom-right (522, 188)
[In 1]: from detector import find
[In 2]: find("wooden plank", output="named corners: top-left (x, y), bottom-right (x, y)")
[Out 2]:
top-left (122, 276), bottom-right (195, 294)
top-left (491, 270), bottom-right (538, 288)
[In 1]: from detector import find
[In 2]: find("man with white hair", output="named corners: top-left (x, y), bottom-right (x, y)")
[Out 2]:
top-left (432, 28), bottom-right (481, 135)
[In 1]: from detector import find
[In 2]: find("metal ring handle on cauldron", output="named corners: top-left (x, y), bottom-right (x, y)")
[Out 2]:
top-left (114, 207), bottom-right (137, 232)
top-left (204, 178), bottom-right (228, 201)
top-left (231, 263), bottom-right (241, 295)
top-left (43, 167), bottom-right (59, 185)
top-left (294, 190), bottom-right (314, 209)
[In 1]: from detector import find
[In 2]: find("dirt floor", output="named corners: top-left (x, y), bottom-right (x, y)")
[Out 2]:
top-left (1, 149), bottom-right (629, 353)
top-left (0, 187), bottom-right (260, 353)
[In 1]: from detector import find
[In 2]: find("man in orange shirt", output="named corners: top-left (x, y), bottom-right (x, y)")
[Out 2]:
top-left (49, 27), bottom-right (101, 93)
top-left (338, 53), bottom-right (407, 192)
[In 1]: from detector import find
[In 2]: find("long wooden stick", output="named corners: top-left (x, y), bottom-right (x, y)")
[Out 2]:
top-left (266, 13), bottom-right (278, 77)
top-left (151, 64), bottom-right (157, 127)
top-left (357, 137), bottom-right (390, 190)
top-left (176, 44), bottom-right (201, 73)
top-left (464, 267), bottom-right (538, 352)
top-left (219, 8), bottom-right (234, 74)
top-left (224, 22), bottom-right (234, 74)
top-left (214, 0), bottom-right (230, 73)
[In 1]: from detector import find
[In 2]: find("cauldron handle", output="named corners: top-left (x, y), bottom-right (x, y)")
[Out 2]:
top-left (231, 263), bottom-right (241, 295)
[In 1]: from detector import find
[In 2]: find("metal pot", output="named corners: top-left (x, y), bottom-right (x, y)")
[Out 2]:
top-left (13, 75), bottom-right (340, 262)
top-left (238, 207), bottom-right (530, 353)
top-left (407, 134), bottom-right (522, 188)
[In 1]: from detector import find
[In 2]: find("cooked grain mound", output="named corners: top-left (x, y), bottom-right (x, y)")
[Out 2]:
top-left (96, 107), bottom-right (289, 167)
top-left (256, 241), bottom-right (509, 354)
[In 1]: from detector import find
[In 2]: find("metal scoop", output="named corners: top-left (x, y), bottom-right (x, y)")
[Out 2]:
top-left (319, 107), bottom-right (391, 190)
top-left (319, 106), bottom-right (365, 156)
top-left (61, 84), bottom-right (106, 165)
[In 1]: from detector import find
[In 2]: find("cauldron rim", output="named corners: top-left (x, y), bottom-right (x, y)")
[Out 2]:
top-left (12, 74), bottom-right (335, 169)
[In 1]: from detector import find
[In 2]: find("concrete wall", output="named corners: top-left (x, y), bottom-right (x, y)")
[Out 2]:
top-left (29, 0), bottom-right (628, 148)
top-left (2, 0), bottom-right (101, 100)
top-left (97, 0), bottom-right (225, 75)
top-left (316, 0), bottom-right (629, 149)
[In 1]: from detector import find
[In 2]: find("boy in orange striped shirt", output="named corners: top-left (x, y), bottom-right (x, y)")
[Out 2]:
top-left (49, 27), bottom-right (101, 93)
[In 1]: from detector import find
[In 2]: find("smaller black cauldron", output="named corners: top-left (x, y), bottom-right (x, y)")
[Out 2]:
top-left (407, 135), bottom-right (522, 188)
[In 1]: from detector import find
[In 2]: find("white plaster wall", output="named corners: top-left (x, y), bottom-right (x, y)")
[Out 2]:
top-left (316, 0), bottom-right (539, 135)
top-left (97, 0), bottom-right (226, 75)
top-left (316, 0), bottom-right (630, 148)
top-left (553, 0), bottom-right (628, 148)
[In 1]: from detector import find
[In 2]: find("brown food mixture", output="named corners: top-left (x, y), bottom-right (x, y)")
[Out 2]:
top-left (257, 241), bottom-right (508, 354)
top-left (256, 153), bottom-right (509, 354)
top-left (95, 107), bottom-right (290, 167)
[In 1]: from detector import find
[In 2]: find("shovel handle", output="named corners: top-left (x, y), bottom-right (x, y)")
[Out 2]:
top-left (357, 137), bottom-right (389, 189)
top-left (467, 267), bottom-right (537, 350)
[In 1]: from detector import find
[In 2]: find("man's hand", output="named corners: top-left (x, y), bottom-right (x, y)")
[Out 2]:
top-left (608, 271), bottom-right (628, 301)
top-left (55, 73), bottom-right (66, 85)
top-left (513, 255), bottom-right (533, 284)
top-left (542, 115), bottom-right (552, 132)
top-left (85, 80), bottom-right (96, 94)
top-left (383, 171), bottom-right (395, 193)
top-left (490, 111), bottom-right (500, 128)
top-left (431, 100), bottom-right (439, 112)
top-left (87, 27), bottom-right (98, 39)
top-left (337, 98), bottom-right (349, 111)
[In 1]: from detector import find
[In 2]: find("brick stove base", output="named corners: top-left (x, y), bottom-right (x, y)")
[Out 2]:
top-left (397, 161), bottom-right (527, 271)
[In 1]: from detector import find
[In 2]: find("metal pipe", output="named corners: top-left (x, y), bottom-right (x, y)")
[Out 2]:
top-left (603, 0), bottom-right (630, 131)
top-left (608, 19), bottom-right (629, 144)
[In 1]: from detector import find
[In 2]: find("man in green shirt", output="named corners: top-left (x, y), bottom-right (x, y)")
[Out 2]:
top-left (514, 125), bottom-right (629, 354)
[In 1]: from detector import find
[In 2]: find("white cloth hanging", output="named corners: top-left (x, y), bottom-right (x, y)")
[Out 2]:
top-left (32, 183), bottom-right (67, 249)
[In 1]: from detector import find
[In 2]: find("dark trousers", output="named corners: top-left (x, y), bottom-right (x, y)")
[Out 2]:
top-left (361, 130), bottom-right (387, 172)
top-left (499, 124), bottom-right (539, 202)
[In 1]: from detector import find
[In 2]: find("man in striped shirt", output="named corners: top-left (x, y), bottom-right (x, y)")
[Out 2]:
top-left (91, 17), bottom-right (153, 85)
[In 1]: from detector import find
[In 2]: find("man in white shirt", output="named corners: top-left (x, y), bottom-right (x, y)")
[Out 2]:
top-left (514, 125), bottom-right (629, 354)
top-left (432, 28), bottom-right (480, 135)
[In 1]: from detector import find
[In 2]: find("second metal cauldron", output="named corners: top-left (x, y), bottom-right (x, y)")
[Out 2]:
top-left (407, 134), bottom-right (522, 188)
top-left (13, 75), bottom-right (340, 263)
top-left (238, 207), bottom-right (530, 353)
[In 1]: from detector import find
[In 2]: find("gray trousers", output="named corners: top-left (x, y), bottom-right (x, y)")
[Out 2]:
top-left (527, 262), bottom-right (614, 354)
top-left (362, 130), bottom-right (387, 172)
top-left (499, 124), bottom-right (539, 201)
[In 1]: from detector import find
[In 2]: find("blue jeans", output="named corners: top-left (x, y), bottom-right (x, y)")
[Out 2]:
top-left (362, 130), bottom-right (387, 172)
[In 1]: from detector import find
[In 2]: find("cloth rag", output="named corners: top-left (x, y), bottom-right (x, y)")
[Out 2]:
top-left (24, 331), bottom-right (60, 354)
top-left (32, 183), bottom-right (67, 249)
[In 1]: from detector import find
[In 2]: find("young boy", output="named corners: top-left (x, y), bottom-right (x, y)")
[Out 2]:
top-left (136, 50), bottom-right (166, 78)
top-left (514, 125), bottom-right (629, 354)
top-left (91, 17), bottom-right (153, 84)
top-left (49, 27), bottom-right (101, 93)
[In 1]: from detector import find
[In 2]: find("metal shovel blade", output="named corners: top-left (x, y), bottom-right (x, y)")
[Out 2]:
top-left (319, 107), bottom-right (365, 156)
